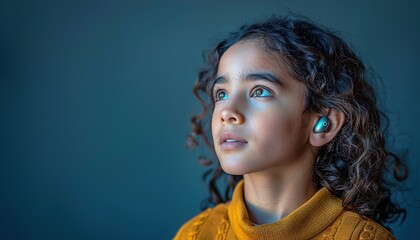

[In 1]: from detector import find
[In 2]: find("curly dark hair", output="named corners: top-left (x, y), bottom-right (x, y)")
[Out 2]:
top-left (186, 15), bottom-right (408, 228)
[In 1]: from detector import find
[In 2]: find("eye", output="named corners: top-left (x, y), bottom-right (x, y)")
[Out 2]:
top-left (213, 89), bottom-right (229, 102)
top-left (251, 86), bottom-right (272, 97)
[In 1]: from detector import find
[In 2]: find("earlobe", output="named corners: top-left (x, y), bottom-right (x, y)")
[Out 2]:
top-left (309, 109), bottom-right (346, 147)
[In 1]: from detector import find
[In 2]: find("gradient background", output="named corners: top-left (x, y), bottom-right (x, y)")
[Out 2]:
top-left (1, 0), bottom-right (419, 239)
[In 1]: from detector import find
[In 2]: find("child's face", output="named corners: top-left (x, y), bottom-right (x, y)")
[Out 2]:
top-left (211, 40), bottom-right (316, 175)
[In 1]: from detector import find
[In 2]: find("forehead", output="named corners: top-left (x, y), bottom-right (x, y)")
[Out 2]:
top-left (217, 40), bottom-right (289, 79)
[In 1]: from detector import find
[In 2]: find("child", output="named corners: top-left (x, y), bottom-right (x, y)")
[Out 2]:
top-left (174, 15), bottom-right (407, 239)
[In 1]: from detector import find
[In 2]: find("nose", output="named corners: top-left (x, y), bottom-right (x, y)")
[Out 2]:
top-left (220, 99), bottom-right (245, 125)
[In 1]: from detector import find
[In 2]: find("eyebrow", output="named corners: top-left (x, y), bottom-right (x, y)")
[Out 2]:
top-left (214, 72), bottom-right (282, 86)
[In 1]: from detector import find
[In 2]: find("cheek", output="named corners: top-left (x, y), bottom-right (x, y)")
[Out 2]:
top-left (252, 107), bottom-right (305, 148)
top-left (255, 115), bottom-right (293, 144)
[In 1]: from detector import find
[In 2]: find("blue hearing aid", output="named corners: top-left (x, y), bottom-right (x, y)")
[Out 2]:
top-left (313, 115), bottom-right (330, 133)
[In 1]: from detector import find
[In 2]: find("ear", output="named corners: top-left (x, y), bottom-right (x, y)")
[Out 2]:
top-left (309, 109), bottom-right (346, 147)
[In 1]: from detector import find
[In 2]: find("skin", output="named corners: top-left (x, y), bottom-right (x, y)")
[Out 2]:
top-left (211, 39), bottom-right (334, 225)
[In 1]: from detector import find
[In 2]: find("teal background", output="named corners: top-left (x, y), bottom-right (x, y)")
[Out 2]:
top-left (1, 0), bottom-right (419, 239)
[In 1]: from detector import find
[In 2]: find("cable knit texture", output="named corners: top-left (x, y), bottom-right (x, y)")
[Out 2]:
top-left (174, 180), bottom-right (395, 240)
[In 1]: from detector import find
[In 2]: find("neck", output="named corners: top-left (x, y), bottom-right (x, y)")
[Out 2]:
top-left (243, 160), bottom-right (317, 225)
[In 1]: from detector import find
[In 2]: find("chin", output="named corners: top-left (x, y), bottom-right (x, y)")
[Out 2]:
top-left (219, 159), bottom-right (251, 176)
top-left (221, 168), bottom-right (244, 176)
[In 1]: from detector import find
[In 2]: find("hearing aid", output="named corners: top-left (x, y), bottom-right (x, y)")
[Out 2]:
top-left (313, 115), bottom-right (330, 133)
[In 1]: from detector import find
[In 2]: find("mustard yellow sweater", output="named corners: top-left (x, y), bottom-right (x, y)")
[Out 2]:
top-left (174, 180), bottom-right (395, 240)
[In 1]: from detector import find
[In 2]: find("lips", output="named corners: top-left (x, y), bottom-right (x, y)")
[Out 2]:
top-left (220, 132), bottom-right (247, 144)
top-left (219, 132), bottom-right (247, 151)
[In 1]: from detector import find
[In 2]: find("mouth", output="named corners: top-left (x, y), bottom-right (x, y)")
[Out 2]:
top-left (219, 132), bottom-right (247, 150)
top-left (220, 132), bottom-right (247, 144)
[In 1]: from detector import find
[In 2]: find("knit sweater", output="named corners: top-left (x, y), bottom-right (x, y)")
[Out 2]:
top-left (174, 180), bottom-right (395, 240)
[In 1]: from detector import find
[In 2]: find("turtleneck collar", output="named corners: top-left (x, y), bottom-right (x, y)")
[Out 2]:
top-left (227, 180), bottom-right (344, 240)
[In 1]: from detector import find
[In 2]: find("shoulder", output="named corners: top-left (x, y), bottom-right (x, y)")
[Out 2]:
top-left (320, 210), bottom-right (396, 240)
top-left (173, 203), bottom-right (229, 240)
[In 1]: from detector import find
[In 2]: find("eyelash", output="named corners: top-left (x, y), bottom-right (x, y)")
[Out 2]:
top-left (212, 89), bottom-right (227, 102)
top-left (251, 86), bottom-right (273, 97)
top-left (212, 85), bottom-right (273, 102)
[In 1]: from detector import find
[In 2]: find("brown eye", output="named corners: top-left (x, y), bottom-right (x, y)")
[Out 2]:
top-left (214, 90), bottom-right (228, 101)
top-left (251, 87), bottom-right (272, 97)
top-left (255, 88), bottom-right (263, 96)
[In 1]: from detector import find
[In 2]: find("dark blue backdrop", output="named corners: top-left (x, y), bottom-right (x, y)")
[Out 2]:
top-left (1, 0), bottom-right (419, 239)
